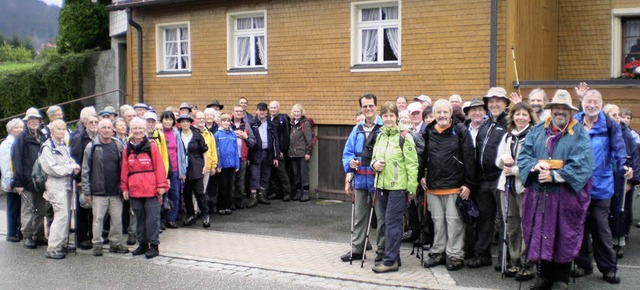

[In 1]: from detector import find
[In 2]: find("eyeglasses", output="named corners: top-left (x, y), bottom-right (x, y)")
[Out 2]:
top-left (361, 105), bottom-right (375, 109)
top-left (88, 121), bottom-right (99, 124)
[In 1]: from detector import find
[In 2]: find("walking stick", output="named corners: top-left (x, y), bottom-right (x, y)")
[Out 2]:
top-left (614, 161), bottom-right (631, 280)
top-left (66, 179), bottom-right (77, 255)
top-left (501, 177), bottom-right (511, 279)
top-left (511, 46), bottom-right (522, 96)
top-left (349, 169), bottom-right (356, 265)
top-left (361, 187), bottom-right (378, 268)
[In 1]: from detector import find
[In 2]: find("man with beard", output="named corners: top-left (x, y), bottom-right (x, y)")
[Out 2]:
top-left (528, 89), bottom-right (548, 121)
top-left (468, 87), bottom-right (509, 269)
top-left (518, 89), bottom-right (594, 290)
top-left (573, 89), bottom-right (631, 285)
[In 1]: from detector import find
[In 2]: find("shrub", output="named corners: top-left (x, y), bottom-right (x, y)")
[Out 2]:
top-left (0, 44), bottom-right (33, 63)
top-left (57, 0), bottom-right (109, 54)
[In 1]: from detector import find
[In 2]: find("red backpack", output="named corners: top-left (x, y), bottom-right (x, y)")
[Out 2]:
top-left (301, 118), bottom-right (317, 146)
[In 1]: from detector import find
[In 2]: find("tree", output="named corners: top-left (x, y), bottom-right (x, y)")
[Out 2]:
top-left (57, 0), bottom-right (109, 54)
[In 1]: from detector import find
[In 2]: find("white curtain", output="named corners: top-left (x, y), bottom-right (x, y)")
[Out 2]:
top-left (254, 16), bottom-right (264, 29)
top-left (164, 28), bottom-right (178, 70)
top-left (237, 37), bottom-right (250, 66)
top-left (256, 35), bottom-right (265, 65)
top-left (180, 27), bottom-right (189, 69)
top-left (385, 28), bottom-right (399, 59)
top-left (362, 8), bottom-right (379, 22)
top-left (361, 8), bottom-right (379, 62)
top-left (382, 6), bottom-right (398, 20)
top-left (237, 18), bottom-right (251, 30)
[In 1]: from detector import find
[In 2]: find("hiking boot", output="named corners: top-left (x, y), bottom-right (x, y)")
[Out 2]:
top-left (126, 234), bottom-right (136, 245)
top-left (267, 193), bottom-right (278, 200)
top-left (258, 192), bottom-right (271, 205)
top-left (24, 237), bottom-right (37, 249)
top-left (34, 237), bottom-right (48, 246)
top-left (570, 266), bottom-right (593, 277)
top-left (145, 244), bottom-right (159, 259)
top-left (372, 261), bottom-right (399, 273)
top-left (293, 189), bottom-right (302, 201)
top-left (340, 251), bottom-right (363, 262)
top-left (132, 243), bottom-right (149, 256)
top-left (467, 256), bottom-right (492, 268)
top-left (424, 252), bottom-right (446, 268)
top-left (446, 256), bottom-right (464, 271)
top-left (109, 244), bottom-right (129, 254)
top-left (166, 222), bottom-right (178, 229)
top-left (247, 194), bottom-right (258, 208)
top-left (183, 215), bottom-right (196, 226)
top-left (515, 266), bottom-right (535, 281)
top-left (300, 190), bottom-right (310, 202)
top-left (92, 245), bottom-right (103, 257)
top-left (6, 236), bottom-right (21, 243)
top-left (504, 266), bottom-right (519, 278)
top-left (529, 278), bottom-right (553, 290)
top-left (79, 240), bottom-right (93, 250)
top-left (603, 272), bottom-right (621, 284)
top-left (283, 194), bottom-right (291, 202)
top-left (203, 215), bottom-right (211, 228)
top-left (45, 250), bottom-right (66, 260)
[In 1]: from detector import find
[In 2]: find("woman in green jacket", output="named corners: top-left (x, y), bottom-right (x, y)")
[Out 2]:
top-left (370, 101), bottom-right (419, 273)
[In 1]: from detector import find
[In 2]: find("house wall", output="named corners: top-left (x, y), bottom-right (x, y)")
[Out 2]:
top-left (126, 0), bottom-right (495, 125)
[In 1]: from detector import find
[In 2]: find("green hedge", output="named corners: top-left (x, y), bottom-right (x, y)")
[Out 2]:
top-left (0, 52), bottom-right (90, 137)
top-left (57, 1), bottom-right (109, 54)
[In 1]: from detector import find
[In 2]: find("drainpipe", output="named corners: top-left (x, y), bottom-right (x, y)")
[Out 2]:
top-left (127, 8), bottom-right (144, 103)
top-left (489, 0), bottom-right (497, 87)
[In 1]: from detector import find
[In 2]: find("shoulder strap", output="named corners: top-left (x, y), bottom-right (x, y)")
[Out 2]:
top-left (399, 130), bottom-right (407, 151)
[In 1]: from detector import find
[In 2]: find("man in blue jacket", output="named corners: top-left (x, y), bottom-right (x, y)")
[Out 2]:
top-left (573, 89), bottom-right (633, 284)
top-left (341, 93), bottom-right (385, 263)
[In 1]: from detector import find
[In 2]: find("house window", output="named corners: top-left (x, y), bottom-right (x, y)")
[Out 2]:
top-left (156, 22), bottom-right (191, 75)
top-left (352, 1), bottom-right (400, 70)
top-left (623, 17), bottom-right (640, 65)
top-left (228, 12), bottom-right (267, 72)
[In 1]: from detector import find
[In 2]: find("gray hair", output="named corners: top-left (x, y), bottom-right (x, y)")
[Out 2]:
top-left (432, 99), bottom-right (453, 113)
top-left (80, 106), bottom-right (97, 122)
top-left (5, 118), bottom-right (23, 133)
top-left (129, 117), bottom-right (145, 128)
top-left (120, 104), bottom-right (133, 116)
top-left (46, 105), bottom-right (62, 118)
top-left (528, 88), bottom-right (548, 103)
top-left (50, 119), bottom-right (67, 130)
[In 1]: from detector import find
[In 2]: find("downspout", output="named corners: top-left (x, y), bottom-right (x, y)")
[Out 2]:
top-left (489, 0), bottom-right (497, 87)
top-left (127, 8), bottom-right (144, 103)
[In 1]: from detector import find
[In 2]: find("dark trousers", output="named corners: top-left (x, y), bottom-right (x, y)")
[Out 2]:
top-left (269, 156), bottom-right (291, 197)
top-left (473, 180), bottom-right (498, 258)
top-left (183, 178), bottom-right (209, 216)
top-left (250, 150), bottom-right (272, 192)
top-left (76, 191), bottom-right (93, 243)
top-left (6, 191), bottom-right (21, 238)
top-left (217, 168), bottom-right (235, 210)
top-left (206, 172), bottom-right (219, 211)
top-left (130, 197), bottom-right (161, 246)
top-left (575, 198), bottom-right (617, 274)
top-left (540, 261), bottom-right (571, 283)
top-left (167, 172), bottom-right (181, 222)
top-left (234, 159), bottom-right (247, 203)
top-left (378, 190), bottom-right (407, 266)
top-left (290, 157), bottom-right (309, 189)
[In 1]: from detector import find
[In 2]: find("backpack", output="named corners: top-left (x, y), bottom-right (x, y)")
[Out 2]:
top-left (301, 118), bottom-right (317, 146)
top-left (31, 143), bottom-right (49, 193)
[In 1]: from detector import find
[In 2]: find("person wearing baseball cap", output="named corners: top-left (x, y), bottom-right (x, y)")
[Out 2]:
top-left (98, 106), bottom-right (117, 121)
top-left (468, 87), bottom-right (510, 270)
top-left (407, 102), bottom-right (426, 133)
top-left (413, 95), bottom-right (432, 111)
top-left (133, 103), bottom-right (149, 117)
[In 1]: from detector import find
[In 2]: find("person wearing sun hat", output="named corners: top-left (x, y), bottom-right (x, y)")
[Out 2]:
top-left (206, 100), bottom-right (224, 111)
top-left (133, 103), bottom-right (149, 117)
top-left (12, 107), bottom-right (48, 250)
top-left (467, 87), bottom-right (510, 270)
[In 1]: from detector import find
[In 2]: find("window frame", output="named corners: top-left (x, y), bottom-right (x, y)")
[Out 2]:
top-left (350, 0), bottom-right (401, 72)
top-left (611, 8), bottom-right (640, 78)
top-left (155, 21), bottom-right (192, 77)
top-left (227, 10), bottom-right (268, 75)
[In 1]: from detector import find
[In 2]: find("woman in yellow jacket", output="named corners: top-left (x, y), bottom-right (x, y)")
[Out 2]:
top-left (370, 101), bottom-right (419, 273)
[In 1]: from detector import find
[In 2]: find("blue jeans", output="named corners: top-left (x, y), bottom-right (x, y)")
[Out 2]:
top-left (130, 197), bottom-right (161, 246)
top-left (167, 171), bottom-right (181, 222)
top-left (378, 189), bottom-right (407, 266)
top-left (6, 191), bottom-right (21, 238)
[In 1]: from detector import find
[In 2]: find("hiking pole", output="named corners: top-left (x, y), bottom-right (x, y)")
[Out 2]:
top-left (511, 46), bottom-right (522, 96)
top-left (501, 177), bottom-right (511, 279)
top-left (361, 188), bottom-right (378, 268)
top-left (349, 167), bottom-right (356, 265)
top-left (614, 162), bottom-right (631, 281)
top-left (20, 193), bottom-right (40, 217)
top-left (66, 179), bottom-right (77, 255)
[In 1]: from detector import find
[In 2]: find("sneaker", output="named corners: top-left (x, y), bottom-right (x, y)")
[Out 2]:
top-left (92, 245), bottom-right (103, 256)
top-left (45, 250), bottom-right (66, 260)
top-left (603, 272), bottom-right (621, 284)
top-left (570, 266), bottom-right (593, 277)
top-left (467, 256), bottom-right (492, 268)
top-left (372, 261), bottom-right (399, 273)
top-left (424, 252), bottom-right (446, 268)
top-left (340, 251), bottom-right (363, 262)
top-left (109, 244), bottom-right (130, 254)
top-left (504, 266), bottom-right (519, 278)
top-left (445, 256), bottom-right (464, 271)
top-left (126, 234), bottom-right (136, 245)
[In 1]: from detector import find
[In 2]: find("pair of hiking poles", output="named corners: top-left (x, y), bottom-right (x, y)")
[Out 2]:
top-left (347, 162), bottom-right (379, 268)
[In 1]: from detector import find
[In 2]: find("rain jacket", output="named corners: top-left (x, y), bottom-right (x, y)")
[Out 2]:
top-left (342, 116), bottom-right (383, 193)
top-left (120, 137), bottom-right (168, 198)
top-left (39, 138), bottom-right (77, 202)
top-left (371, 126), bottom-right (419, 194)
top-left (215, 128), bottom-right (240, 169)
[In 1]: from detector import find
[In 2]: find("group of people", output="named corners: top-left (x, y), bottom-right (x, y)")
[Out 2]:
top-left (1, 97), bottom-right (316, 260)
top-left (341, 85), bottom-right (639, 290)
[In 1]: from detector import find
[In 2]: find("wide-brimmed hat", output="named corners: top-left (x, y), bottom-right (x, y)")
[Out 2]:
top-left (179, 102), bottom-right (191, 112)
top-left (176, 114), bottom-right (194, 123)
top-left (483, 87), bottom-right (510, 106)
top-left (463, 98), bottom-right (487, 114)
top-left (413, 95), bottom-right (432, 106)
top-left (206, 100), bottom-right (224, 110)
top-left (143, 112), bottom-right (158, 121)
top-left (544, 89), bottom-right (579, 111)
top-left (23, 107), bottom-right (43, 121)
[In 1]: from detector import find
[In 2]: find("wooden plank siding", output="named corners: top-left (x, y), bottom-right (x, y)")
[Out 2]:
top-left (125, 0), bottom-right (495, 126)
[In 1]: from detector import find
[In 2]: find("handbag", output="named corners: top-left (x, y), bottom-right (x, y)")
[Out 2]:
top-left (455, 195), bottom-right (479, 224)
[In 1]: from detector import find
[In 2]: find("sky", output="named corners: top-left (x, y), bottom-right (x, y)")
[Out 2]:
top-left (40, 0), bottom-right (63, 7)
